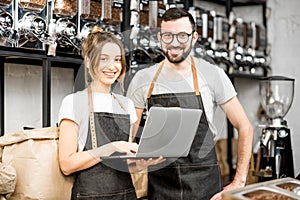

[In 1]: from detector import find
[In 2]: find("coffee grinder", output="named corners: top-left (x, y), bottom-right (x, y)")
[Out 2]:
top-left (255, 76), bottom-right (295, 181)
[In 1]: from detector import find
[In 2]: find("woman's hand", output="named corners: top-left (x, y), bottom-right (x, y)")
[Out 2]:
top-left (110, 141), bottom-right (139, 155)
top-left (128, 157), bottom-right (166, 173)
top-left (88, 141), bottom-right (139, 159)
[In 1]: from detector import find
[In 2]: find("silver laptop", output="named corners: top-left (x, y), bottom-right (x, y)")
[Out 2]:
top-left (103, 106), bottom-right (202, 159)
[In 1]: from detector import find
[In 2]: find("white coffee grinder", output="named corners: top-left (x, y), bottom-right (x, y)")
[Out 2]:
top-left (255, 76), bottom-right (295, 181)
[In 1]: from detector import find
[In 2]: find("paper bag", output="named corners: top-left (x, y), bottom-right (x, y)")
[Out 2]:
top-left (131, 169), bottom-right (148, 198)
top-left (0, 162), bottom-right (16, 196)
top-left (0, 127), bottom-right (74, 200)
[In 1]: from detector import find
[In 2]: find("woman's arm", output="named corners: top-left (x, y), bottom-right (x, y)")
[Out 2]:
top-left (58, 119), bottom-right (99, 175)
top-left (58, 119), bottom-right (138, 175)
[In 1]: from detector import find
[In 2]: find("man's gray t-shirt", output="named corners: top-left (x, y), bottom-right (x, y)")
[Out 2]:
top-left (126, 57), bottom-right (237, 138)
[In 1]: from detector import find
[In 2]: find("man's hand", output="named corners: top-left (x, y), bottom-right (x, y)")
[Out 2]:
top-left (210, 180), bottom-right (245, 200)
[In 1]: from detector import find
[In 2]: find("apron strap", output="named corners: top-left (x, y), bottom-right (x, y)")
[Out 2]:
top-left (147, 57), bottom-right (200, 98)
top-left (147, 61), bottom-right (164, 99)
top-left (111, 93), bottom-right (127, 112)
top-left (191, 57), bottom-right (200, 96)
top-left (88, 86), bottom-right (98, 149)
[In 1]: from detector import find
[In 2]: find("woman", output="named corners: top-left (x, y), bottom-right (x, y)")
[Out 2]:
top-left (58, 27), bottom-right (139, 199)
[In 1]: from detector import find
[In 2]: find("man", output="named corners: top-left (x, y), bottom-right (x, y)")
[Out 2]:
top-left (127, 7), bottom-right (253, 200)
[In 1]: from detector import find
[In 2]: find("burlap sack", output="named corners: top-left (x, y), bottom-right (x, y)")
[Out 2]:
top-left (0, 127), bottom-right (74, 200)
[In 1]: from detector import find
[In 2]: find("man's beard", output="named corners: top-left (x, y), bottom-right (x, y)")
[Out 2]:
top-left (162, 42), bottom-right (193, 64)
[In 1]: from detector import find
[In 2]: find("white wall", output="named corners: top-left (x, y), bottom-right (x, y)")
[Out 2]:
top-left (267, 0), bottom-right (300, 177)
top-left (4, 63), bottom-right (74, 133)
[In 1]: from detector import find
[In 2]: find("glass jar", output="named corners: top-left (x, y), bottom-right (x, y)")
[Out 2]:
top-left (54, 0), bottom-right (77, 18)
top-left (216, 16), bottom-right (229, 45)
top-left (201, 11), bottom-right (208, 41)
top-left (111, 0), bottom-right (122, 25)
top-left (157, 1), bottom-right (166, 28)
top-left (256, 24), bottom-right (266, 52)
top-left (0, 0), bottom-right (13, 8)
top-left (102, 0), bottom-right (111, 23)
top-left (207, 11), bottom-right (215, 41)
top-left (81, 0), bottom-right (101, 22)
top-left (234, 18), bottom-right (247, 48)
top-left (140, 2), bottom-right (149, 27)
top-left (19, 0), bottom-right (47, 12)
top-left (98, 0), bottom-right (122, 25)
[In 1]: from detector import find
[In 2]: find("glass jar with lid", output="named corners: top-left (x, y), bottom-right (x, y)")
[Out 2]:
top-left (19, 0), bottom-right (47, 12)
top-left (54, 0), bottom-right (77, 18)
top-left (0, 0), bottom-right (13, 8)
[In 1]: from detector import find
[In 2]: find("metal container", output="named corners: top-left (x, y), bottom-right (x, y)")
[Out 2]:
top-left (0, 0), bottom-right (17, 47)
top-left (0, 8), bottom-right (14, 44)
top-left (223, 177), bottom-right (300, 200)
top-left (55, 17), bottom-right (80, 54)
top-left (18, 11), bottom-right (47, 47)
top-left (56, 17), bottom-right (77, 39)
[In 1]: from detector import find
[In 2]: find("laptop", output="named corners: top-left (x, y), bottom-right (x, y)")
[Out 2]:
top-left (103, 106), bottom-right (202, 159)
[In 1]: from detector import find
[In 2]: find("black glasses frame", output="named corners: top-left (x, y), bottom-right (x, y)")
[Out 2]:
top-left (160, 31), bottom-right (194, 44)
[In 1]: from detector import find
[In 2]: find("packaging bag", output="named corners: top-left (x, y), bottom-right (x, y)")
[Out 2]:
top-left (0, 127), bottom-right (74, 200)
top-left (0, 162), bottom-right (16, 198)
top-left (131, 169), bottom-right (148, 199)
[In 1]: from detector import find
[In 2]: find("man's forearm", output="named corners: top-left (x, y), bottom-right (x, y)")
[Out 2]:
top-left (233, 127), bottom-right (254, 185)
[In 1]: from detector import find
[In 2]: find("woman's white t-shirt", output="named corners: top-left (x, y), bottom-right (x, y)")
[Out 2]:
top-left (58, 90), bottom-right (137, 152)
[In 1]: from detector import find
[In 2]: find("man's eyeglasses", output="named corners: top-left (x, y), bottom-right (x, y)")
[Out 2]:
top-left (160, 32), bottom-right (194, 44)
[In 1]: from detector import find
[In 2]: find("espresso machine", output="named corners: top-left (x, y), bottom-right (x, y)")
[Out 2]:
top-left (255, 76), bottom-right (295, 181)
